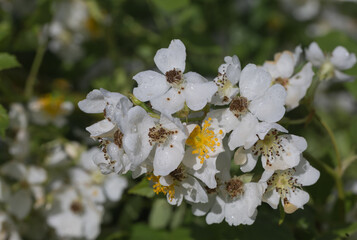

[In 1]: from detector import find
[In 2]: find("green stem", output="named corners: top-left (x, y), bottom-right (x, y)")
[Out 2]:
top-left (24, 42), bottom-right (46, 99)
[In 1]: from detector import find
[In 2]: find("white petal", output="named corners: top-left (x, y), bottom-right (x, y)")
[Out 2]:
top-left (262, 189), bottom-right (280, 209)
top-left (8, 189), bottom-right (32, 219)
top-left (276, 52), bottom-right (295, 78)
top-left (206, 195), bottom-right (225, 224)
top-left (287, 188), bottom-right (309, 209)
top-left (228, 113), bottom-right (259, 150)
top-left (192, 195), bottom-right (216, 216)
top-left (256, 122), bottom-right (288, 140)
top-left (182, 176), bottom-right (208, 204)
top-left (184, 71), bottom-right (207, 84)
top-left (294, 158), bottom-right (320, 186)
top-left (191, 157), bottom-right (219, 189)
top-left (1, 161), bottom-right (26, 181)
top-left (249, 84), bottom-right (286, 123)
top-left (240, 151), bottom-right (259, 172)
top-left (151, 88), bottom-right (185, 114)
top-left (239, 64), bottom-right (272, 101)
top-left (185, 81), bottom-right (218, 111)
top-left (305, 42), bottom-right (325, 66)
top-left (26, 166), bottom-right (47, 184)
top-left (293, 45), bottom-right (303, 65)
top-left (263, 61), bottom-right (280, 79)
top-left (78, 89), bottom-right (105, 113)
top-left (153, 145), bottom-right (184, 176)
top-left (85, 119), bottom-right (116, 138)
top-left (330, 46), bottom-right (356, 70)
top-left (133, 70), bottom-right (170, 102)
top-left (334, 70), bottom-right (355, 82)
top-left (154, 39), bottom-right (186, 73)
top-left (104, 175), bottom-right (128, 201)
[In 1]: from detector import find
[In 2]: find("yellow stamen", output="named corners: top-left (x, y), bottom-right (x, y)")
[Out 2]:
top-left (147, 174), bottom-right (175, 200)
top-left (38, 94), bottom-right (65, 117)
top-left (186, 118), bottom-right (222, 164)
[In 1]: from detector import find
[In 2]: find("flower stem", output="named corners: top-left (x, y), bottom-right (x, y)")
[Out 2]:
top-left (24, 42), bottom-right (46, 99)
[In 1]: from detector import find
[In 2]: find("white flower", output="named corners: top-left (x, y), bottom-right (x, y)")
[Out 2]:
top-left (28, 94), bottom-right (74, 127)
top-left (0, 212), bottom-right (21, 240)
top-left (263, 47), bottom-right (314, 110)
top-left (133, 39), bottom-right (218, 114)
top-left (236, 123), bottom-right (307, 172)
top-left (1, 162), bottom-right (47, 219)
top-left (8, 103), bottom-right (29, 160)
top-left (209, 64), bottom-right (286, 150)
top-left (211, 55), bottom-right (241, 105)
top-left (148, 165), bottom-right (208, 206)
top-left (305, 42), bottom-right (356, 81)
top-left (192, 150), bottom-right (266, 226)
top-left (47, 186), bottom-right (103, 240)
top-left (261, 157), bottom-right (320, 214)
top-left (149, 115), bottom-right (188, 176)
top-left (69, 148), bottom-right (128, 203)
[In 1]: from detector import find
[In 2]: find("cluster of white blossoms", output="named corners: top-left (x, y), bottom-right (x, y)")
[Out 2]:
top-left (0, 103), bottom-right (127, 240)
top-left (79, 39), bottom-right (356, 226)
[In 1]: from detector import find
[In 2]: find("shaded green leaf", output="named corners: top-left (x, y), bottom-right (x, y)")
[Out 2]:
top-left (0, 105), bottom-right (9, 137)
top-left (0, 53), bottom-right (21, 71)
top-left (149, 198), bottom-right (172, 229)
top-left (128, 178), bottom-right (155, 198)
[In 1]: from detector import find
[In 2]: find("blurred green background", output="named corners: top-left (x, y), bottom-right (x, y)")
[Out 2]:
top-left (1, 0), bottom-right (357, 239)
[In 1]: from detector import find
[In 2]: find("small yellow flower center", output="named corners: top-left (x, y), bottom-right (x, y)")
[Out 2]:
top-left (186, 118), bottom-right (222, 164)
top-left (267, 168), bottom-right (301, 208)
top-left (38, 94), bottom-right (65, 118)
top-left (147, 174), bottom-right (175, 201)
top-left (251, 129), bottom-right (284, 167)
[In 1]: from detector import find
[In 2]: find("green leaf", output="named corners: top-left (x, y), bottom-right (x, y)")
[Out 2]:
top-left (149, 198), bottom-right (172, 229)
top-left (151, 0), bottom-right (190, 13)
top-left (0, 53), bottom-right (21, 71)
top-left (170, 202), bottom-right (186, 229)
top-left (0, 105), bottom-right (9, 137)
top-left (128, 178), bottom-right (155, 198)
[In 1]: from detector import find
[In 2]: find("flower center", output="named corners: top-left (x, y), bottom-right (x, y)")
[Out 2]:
top-left (319, 61), bottom-right (335, 81)
top-left (267, 168), bottom-right (301, 205)
top-left (114, 129), bottom-right (124, 148)
top-left (169, 166), bottom-right (186, 182)
top-left (186, 118), bottom-right (222, 164)
top-left (165, 68), bottom-right (184, 87)
top-left (251, 129), bottom-right (284, 167)
top-left (147, 174), bottom-right (175, 200)
top-left (38, 94), bottom-right (65, 117)
top-left (229, 96), bottom-right (249, 118)
top-left (215, 73), bottom-right (236, 102)
top-left (148, 124), bottom-right (176, 146)
top-left (226, 176), bottom-right (245, 199)
top-left (274, 77), bottom-right (289, 90)
top-left (70, 200), bottom-right (84, 214)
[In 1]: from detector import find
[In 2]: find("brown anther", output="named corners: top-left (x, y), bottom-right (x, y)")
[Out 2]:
top-left (226, 177), bottom-right (245, 198)
top-left (114, 129), bottom-right (124, 148)
top-left (229, 96), bottom-right (249, 118)
top-left (166, 69), bottom-right (183, 85)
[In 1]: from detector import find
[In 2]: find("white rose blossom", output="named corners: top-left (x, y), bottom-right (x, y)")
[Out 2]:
top-left (305, 42), bottom-right (356, 81)
top-left (133, 39), bottom-right (218, 115)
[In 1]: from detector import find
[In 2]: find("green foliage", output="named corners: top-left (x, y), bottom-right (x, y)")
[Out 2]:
top-left (128, 178), bottom-right (155, 198)
top-left (0, 53), bottom-right (20, 71)
top-left (0, 104), bottom-right (9, 137)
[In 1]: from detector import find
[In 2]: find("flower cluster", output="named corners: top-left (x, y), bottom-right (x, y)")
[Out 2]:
top-left (0, 103), bottom-right (127, 240)
top-left (79, 40), bottom-right (356, 226)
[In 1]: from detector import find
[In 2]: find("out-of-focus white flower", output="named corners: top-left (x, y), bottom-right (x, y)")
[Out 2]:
top-left (280, 0), bottom-right (320, 21)
top-left (263, 47), bottom-right (314, 110)
top-left (47, 186), bottom-right (103, 240)
top-left (236, 124), bottom-right (307, 172)
top-left (8, 103), bottom-right (29, 160)
top-left (45, 141), bottom-right (84, 166)
top-left (211, 55), bottom-right (241, 105)
top-left (261, 157), bottom-right (320, 214)
top-left (70, 148), bottom-right (128, 203)
top-left (47, 0), bottom-right (100, 62)
top-left (0, 212), bottom-right (21, 240)
top-left (133, 39), bottom-right (218, 115)
top-left (305, 42), bottom-right (356, 81)
top-left (28, 94), bottom-right (74, 127)
top-left (1, 162), bottom-right (47, 219)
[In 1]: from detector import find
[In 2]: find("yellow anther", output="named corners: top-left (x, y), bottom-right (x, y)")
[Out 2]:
top-left (147, 174), bottom-right (175, 200)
